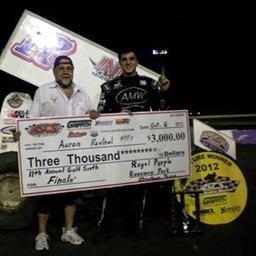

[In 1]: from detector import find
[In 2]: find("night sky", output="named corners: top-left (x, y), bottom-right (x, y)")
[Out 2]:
top-left (0, 3), bottom-right (240, 115)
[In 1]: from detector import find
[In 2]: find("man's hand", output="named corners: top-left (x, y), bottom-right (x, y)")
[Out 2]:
top-left (88, 109), bottom-right (100, 119)
top-left (12, 130), bottom-right (21, 142)
top-left (157, 67), bottom-right (171, 92)
top-left (121, 107), bottom-right (133, 116)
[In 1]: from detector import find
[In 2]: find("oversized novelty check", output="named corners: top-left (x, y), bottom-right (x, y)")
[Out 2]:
top-left (17, 110), bottom-right (191, 197)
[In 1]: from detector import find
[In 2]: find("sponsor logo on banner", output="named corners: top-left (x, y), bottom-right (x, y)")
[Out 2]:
top-left (7, 94), bottom-right (23, 108)
top-left (175, 151), bottom-right (247, 225)
top-left (193, 119), bottom-right (236, 159)
top-left (90, 56), bottom-right (122, 81)
top-left (1, 126), bottom-right (16, 135)
top-left (200, 131), bottom-right (229, 153)
top-left (11, 34), bottom-right (77, 70)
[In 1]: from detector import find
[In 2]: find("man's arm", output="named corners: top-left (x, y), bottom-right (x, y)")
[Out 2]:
top-left (97, 82), bottom-right (113, 113)
top-left (27, 89), bottom-right (41, 117)
top-left (157, 69), bottom-right (172, 110)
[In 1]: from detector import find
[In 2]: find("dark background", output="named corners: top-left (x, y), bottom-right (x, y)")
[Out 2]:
top-left (0, 2), bottom-right (240, 115)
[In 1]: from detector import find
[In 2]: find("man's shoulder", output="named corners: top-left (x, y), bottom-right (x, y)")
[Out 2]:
top-left (102, 76), bottom-right (120, 86)
top-left (33, 82), bottom-right (56, 95)
top-left (73, 82), bottom-right (84, 91)
top-left (100, 77), bottom-right (120, 92)
top-left (74, 83), bottom-right (90, 96)
top-left (38, 81), bottom-right (56, 90)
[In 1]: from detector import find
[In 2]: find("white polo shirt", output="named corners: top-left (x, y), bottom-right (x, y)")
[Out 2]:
top-left (28, 82), bottom-right (93, 117)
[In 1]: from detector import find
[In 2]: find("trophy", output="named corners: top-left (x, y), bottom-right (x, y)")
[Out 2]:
top-left (191, 188), bottom-right (202, 234)
top-left (170, 182), bottom-right (203, 236)
top-left (180, 184), bottom-right (191, 234)
top-left (169, 185), bottom-right (178, 234)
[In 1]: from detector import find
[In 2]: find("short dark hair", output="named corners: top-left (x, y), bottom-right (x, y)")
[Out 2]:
top-left (117, 47), bottom-right (139, 61)
top-left (53, 55), bottom-right (73, 68)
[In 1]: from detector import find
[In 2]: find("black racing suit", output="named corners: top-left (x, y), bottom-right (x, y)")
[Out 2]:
top-left (97, 73), bottom-right (171, 235)
top-left (98, 74), bottom-right (171, 113)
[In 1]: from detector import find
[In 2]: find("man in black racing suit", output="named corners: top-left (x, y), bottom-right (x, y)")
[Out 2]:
top-left (96, 48), bottom-right (172, 239)
top-left (98, 71), bottom-right (170, 113)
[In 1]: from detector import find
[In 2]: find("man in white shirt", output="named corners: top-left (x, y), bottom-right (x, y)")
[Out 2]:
top-left (30, 55), bottom-right (98, 251)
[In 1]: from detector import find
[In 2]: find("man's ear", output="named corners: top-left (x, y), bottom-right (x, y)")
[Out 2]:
top-left (53, 67), bottom-right (57, 77)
